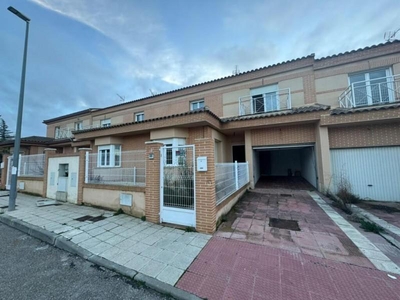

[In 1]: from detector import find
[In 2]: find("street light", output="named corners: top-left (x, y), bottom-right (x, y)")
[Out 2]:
top-left (7, 6), bottom-right (30, 211)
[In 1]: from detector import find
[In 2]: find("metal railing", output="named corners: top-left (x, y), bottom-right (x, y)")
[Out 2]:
top-left (19, 154), bottom-right (45, 177)
top-left (55, 124), bottom-right (100, 139)
top-left (215, 161), bottom-right (249, 205)
top-left (239, 88), bottom-right (291, 116)
top-left (339, 74), bottom-right (400, 108)
top-left (85, 150), bottom-right (146, 186)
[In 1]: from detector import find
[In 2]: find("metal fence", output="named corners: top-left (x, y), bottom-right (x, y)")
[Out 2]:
top-left (19, 154), bottom-right (45, 177)
top-left (215, 161), bottom-right (249, 205)
top-left (86, 150), bottom-right (146, 186)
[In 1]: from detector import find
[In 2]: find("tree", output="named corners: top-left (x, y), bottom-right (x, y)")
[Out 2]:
top-left (0, 116), bottom-right (14, 142)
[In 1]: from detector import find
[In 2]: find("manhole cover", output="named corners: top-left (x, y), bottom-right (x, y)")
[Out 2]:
top-left (269, 218), bottom-right (300, 231)
top-left (74, 215), bottom-right (106, 222)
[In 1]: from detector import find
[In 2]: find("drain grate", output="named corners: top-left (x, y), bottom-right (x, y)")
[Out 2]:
top-left (269, 218), bottom-right (300, 231)
top-left (74, 215), bottom-right (106, 223)
top-left (280, 193), bottom-right (293, 197)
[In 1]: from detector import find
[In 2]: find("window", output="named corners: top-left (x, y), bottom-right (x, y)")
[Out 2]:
top-left (55, 126), bottom-right (60, 138)
top-left (190, 100), bottom-right (205, 111)
top-left (74, 121), bottom-right (83, 131)
top-left (98, 145), bottom-right (121, 167)
top-left (100, 119), bottom-right (111, 127)
top-left (349, 68), bottom-right (393, 107)
top-left (250, 84), bottom-right (279, 113)
top-left (135, 112), bottom-right (144, 122)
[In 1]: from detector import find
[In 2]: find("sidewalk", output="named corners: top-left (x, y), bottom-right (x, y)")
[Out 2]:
top-left (177, 236), bottom-right (400, 300)
top-left (0, 193), bottom-right (210, 299)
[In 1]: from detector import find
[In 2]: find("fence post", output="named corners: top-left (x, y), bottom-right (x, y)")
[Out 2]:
top-left (18, 154), bottom-right (21, 176)
top-left (235, 160), bottom-right (239, 190)
top-left (85, 151), bottom-right (89, 183)
top-left (246, 161), bottom-right (249, 183)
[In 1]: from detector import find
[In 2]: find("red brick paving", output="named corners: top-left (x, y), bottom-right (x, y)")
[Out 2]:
top-left (216, 188), bottom-right (372, 268)
top-left (177, 237), bottom-right (400, 300)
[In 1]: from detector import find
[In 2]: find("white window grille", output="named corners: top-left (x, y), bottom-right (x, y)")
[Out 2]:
top-left (98, 145), bottom-right (121, 167)
top-left (190, 100), bottom-right (204, 111)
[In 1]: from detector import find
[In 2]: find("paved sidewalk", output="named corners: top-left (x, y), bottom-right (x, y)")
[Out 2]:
top-left (310, 192), bottom-right (400, 274)
top-left (177, 236), bottom-right (400, 300)
top-left (0, 193), bottom-right (210, 288)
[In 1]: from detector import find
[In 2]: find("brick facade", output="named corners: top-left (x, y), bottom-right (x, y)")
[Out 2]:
top-left (251, 124), bottom-right (316, 146)
top-left (329, 122), bottom-right (400, 149)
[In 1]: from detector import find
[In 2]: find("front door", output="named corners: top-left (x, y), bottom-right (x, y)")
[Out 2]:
top-left (160, 145), bottom-right (196, 227)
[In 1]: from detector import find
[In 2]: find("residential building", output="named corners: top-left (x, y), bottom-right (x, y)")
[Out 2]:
top-left (1, 41), bottom-right (400, 233)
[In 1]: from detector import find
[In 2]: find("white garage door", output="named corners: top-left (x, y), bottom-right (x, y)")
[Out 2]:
top-left (331, 147), bottom-right (400, 202)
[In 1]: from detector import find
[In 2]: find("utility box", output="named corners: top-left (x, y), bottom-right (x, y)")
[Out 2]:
top-left (197, 156), bottom-right (207, 171)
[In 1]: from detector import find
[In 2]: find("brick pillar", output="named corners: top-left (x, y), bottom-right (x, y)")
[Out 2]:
top-left (42, 148), bottom-right (57, 197)
top-left (0, 154), bottom-right (10, 189)
top-left (194, 127), bottom-right (217, 233)
top-left (145, 142), bottom-right (163, 224)
top-left (78, 148), bottom-right (92, 204)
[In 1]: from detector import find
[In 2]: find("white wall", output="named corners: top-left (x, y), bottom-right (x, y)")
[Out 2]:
top-left (46, 156), bottom-right (79, 203)
top-left (300, 147), bottom-right (317, 187)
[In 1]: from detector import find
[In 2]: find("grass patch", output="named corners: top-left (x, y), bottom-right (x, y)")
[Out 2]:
top-left (360, 219), bottom-right (384, 234)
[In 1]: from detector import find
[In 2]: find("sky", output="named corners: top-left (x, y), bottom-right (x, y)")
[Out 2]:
top-left (0, 0), bottom-right (399, 137)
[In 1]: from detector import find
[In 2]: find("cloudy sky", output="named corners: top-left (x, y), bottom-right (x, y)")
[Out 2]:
top-left (0, 0), bottom-right (398, 137)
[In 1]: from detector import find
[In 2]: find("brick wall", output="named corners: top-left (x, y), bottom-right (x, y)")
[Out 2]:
top-left (251, 124), bottom-right (316, 146)
top-left (329, 122), bottom-right (400, 148)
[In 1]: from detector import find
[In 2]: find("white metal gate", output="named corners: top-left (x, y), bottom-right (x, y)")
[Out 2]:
top-left (331, 147), bottom-right (400, 202)
top-left (160, 145), bottom-right (196, 227)
top-left (6, 156), bottom-right (13, 190)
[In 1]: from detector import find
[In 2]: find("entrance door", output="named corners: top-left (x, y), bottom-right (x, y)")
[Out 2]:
top-left (58, 163), bottom-right (69, 192)
top-left (160, 145), bottom-right (196, 227)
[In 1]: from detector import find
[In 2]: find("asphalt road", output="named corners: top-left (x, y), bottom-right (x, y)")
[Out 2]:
top-left (0, 223), bottom-right (172, 300)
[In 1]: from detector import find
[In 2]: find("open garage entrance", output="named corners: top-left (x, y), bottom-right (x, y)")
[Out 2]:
top-left (253, 144), bottom-right (317, 190)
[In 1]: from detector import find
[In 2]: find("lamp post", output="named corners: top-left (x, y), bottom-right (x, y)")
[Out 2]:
top-left (7, 6), bottom-right (30, 211)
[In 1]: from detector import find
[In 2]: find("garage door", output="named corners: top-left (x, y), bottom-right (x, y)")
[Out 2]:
top-left (331, 147), bottom-right (400, 202)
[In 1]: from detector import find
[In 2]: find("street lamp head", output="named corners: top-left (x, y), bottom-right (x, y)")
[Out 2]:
top-left (8, 6), bottom-right (30, 22)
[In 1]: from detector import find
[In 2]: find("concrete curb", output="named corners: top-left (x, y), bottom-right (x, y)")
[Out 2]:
top-left (55, 236), bottom-right (93, 260)
top-left (0, 214), bottom-right (203, 300)
top-left (135, 273), bottom-right (203, 300)
top-left (88, 255), bottom-right (138, 279)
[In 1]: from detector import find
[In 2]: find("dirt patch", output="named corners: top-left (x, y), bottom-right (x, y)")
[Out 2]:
top-left (269, 218), bottom-right (300, 231)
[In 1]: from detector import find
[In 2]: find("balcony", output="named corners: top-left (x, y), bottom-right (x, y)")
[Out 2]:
top-left (339, 74), bottom-right (400, 108)
top-left (54, 124), bottom-right (100, 139)
top-left (239, 88), bottom-right (291, 116)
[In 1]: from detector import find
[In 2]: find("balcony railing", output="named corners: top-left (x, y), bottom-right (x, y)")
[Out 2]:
top-left (55, 124), bottom-right (100, 139)
top-left (339, 74), bottom-right (400, 108)
top-left (239, 88), bottom-right (291, 116)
